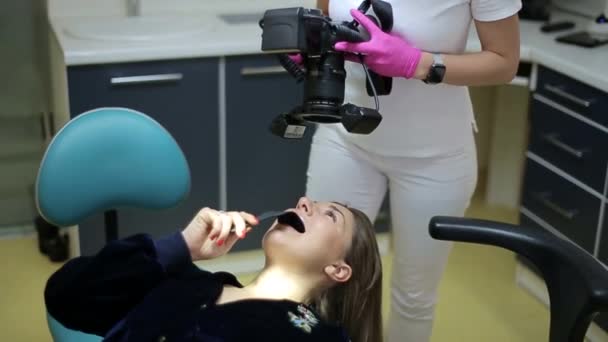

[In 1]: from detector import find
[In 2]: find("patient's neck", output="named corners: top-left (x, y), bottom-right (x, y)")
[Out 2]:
top-left (243, 264), bottom-right (321, 304)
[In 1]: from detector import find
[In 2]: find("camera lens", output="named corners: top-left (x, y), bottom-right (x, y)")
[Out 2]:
top-left (298, 53), bottom-right (345, 123)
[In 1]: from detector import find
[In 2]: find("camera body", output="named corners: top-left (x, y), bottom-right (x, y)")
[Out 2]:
top-left (259, 1), bottom-right (393, 139)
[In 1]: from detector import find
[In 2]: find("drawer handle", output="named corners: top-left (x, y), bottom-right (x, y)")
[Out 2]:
top-left (240, 66), bottom-right (287, 76)
top-left (532, 192), bottom-right (579, 220)
top-left (110, 73), bottom-right (183, 85)
top-left (541, 133), bottom-right (587, 159)
top-left (544, 84), bottom-right (592, 108)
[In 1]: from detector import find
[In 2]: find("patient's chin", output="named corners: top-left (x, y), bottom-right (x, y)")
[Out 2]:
top-left (262, 225), bottom-right (297, 249)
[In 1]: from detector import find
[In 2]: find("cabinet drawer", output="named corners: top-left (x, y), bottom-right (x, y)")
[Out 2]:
top-left (536, 66), bottom-right (608, 128)
top-left (67, 58), bottom-right (214, 110)
top-left (529, 97), bottom-right (608, 194)
top-left (521, 158), bottom-right (600, 255)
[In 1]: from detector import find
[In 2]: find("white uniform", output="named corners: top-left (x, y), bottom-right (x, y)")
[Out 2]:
top-left (305, 0), bottom-right (522, 341)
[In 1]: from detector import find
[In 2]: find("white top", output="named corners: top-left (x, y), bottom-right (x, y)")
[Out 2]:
top-left (327, 0), bottom-right (522, 157)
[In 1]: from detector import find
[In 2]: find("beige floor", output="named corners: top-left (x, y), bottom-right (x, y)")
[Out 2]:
top-left (0, 194), bottom-right (551, 341)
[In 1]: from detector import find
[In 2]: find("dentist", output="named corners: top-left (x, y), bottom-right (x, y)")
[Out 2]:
top-left (305, 0), bottom-right (522, 341)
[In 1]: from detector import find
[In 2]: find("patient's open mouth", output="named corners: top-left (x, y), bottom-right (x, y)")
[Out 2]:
top-left (277, 212), bottom-right (305, 233)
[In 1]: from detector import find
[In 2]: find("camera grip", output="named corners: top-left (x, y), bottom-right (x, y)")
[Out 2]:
top-left (366, 71), bottom-right (392, 96)
top-left (333, 24), bottom-right (368, 43)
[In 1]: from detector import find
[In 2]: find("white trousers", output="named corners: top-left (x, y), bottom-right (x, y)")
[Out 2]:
top-left (305, 125), bottom-right (478, 342)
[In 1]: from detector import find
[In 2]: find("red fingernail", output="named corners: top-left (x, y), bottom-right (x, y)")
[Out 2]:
top-left (217, 239), bottom-right (224, 246)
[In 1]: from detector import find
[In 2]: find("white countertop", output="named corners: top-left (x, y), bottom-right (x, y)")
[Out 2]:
top-left (49, 4), bottom-right (608, 93)
top-left (465, 13), bottom-right (608, 93)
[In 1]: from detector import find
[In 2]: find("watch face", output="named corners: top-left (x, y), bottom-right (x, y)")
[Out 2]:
top-left (426, 65), bottom-right (445, 84)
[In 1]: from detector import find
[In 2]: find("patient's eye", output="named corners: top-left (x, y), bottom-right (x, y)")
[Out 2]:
top-left (325, 209), bottom-right (337, 223)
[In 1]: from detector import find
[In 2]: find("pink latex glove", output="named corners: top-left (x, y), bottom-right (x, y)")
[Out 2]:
top-left (288, 53), bottom-right (303, 65)
top-left (334, 9), bottom-right (422, 79)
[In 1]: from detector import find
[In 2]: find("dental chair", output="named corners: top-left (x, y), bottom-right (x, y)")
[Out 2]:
top-left (36, 107), bottom-right (608, 342)
top-left (36, 107), bottom-right (190, 342)
top-left (430, 216), bottom-right (608, 342)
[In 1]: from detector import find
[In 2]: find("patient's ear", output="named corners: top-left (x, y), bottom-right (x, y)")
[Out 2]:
top-left (324, 262), bottom-right (352, 283)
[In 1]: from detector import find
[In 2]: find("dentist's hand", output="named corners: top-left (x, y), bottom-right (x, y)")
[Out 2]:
top-left (334, 9), bottom-right (422, 79)
top-left (288, 53), bottom-right (303, 65)
top-left (181, 208), bottom-right (258, 261)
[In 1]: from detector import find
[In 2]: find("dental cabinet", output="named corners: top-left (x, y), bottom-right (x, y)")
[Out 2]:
top-left (518, 65), bottom-right (608, 334)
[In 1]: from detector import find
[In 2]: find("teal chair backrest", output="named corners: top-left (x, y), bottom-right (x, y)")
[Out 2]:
top-left (36, 107), bottom-right (191, 341)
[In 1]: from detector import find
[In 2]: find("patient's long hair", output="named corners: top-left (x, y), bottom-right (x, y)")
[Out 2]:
top-left (312, 207), bottom-right (383, 342)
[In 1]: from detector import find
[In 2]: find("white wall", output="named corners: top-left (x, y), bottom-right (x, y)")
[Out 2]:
top-left (0, 0), bottom-right (51, 227)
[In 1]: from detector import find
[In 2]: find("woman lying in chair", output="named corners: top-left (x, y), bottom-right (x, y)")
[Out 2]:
top-left (45, 197), bottom-right (383, 342)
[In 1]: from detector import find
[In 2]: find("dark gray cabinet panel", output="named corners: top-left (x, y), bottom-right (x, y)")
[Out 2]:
top-left (528, 98), bottom-right (608, 194)
top-left (536, 66), bottom-right (608, 128)
top-left (67, 58), bottom-right (220, 255)
top-left (224, 54), bottom-right (310, 251)
top-left (521, 158), bottom-right (600, 255)
top-left (520, 64), bottom-right (608, 334)
top-left (75, 212), bottom-right (107, 259)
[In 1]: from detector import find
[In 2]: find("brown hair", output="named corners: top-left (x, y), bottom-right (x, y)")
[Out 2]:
top-left (313, 206), bottom-right (383, 342)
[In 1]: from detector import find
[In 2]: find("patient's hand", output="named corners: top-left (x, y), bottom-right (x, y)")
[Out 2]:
top-left (181, 208), bottom-right (258, 261)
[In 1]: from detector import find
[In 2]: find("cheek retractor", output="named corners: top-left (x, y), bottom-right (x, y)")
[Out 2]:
top-left (228, 211), bottom-right (305, 234)
top-left (228, 210), bottom-right (283, 233)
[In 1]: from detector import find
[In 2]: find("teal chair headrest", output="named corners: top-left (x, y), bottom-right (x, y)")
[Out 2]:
top-left (36, 107), bottom-right (191, 227)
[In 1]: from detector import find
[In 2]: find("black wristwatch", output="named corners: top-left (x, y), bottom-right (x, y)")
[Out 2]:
top-left (423, 53), bottom-right (446, 84)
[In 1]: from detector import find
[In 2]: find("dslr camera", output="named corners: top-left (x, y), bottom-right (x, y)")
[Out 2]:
top-left (259, 0), bottom-right (394, 139)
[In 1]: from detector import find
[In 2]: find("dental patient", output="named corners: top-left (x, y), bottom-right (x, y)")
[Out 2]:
top-left (45, 197), bottom-right (383, 342)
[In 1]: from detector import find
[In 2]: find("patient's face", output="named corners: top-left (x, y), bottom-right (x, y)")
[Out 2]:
top-left (262, 197), bottom-right (355, 272)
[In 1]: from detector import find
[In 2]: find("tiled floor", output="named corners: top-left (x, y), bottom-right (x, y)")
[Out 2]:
top-left (0, 195), bottom-right (552, 341)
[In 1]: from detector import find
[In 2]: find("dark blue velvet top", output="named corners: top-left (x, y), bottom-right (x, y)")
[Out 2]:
top-left (44, 232), bottom-right (350, 341)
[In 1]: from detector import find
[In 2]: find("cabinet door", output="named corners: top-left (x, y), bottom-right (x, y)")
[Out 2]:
top-left (67, 58), bottom-right (220, 255)
top-left (521, 158), bottom-right (601, 255)
top-left (528, 97), bottom-right (608, 194)
top-left (536, 66), bottom-right (608, 129)
top-left (225, 54), bottom-right (310, 251)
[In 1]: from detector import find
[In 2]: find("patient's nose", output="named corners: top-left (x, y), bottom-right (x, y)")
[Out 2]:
top-left (296, 197), bottom-right (313, 216)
